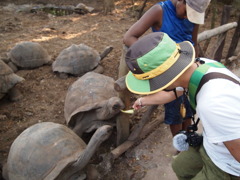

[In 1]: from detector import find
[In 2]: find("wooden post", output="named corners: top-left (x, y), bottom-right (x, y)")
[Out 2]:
top-left (197, 22), bottom-right (238, 42)
top-left (116, 45), bottom-right (130, 145)
top-left (225, 15), bottom-right (240, 65)
top-left (114, 76), bottom-right (127, 92)
top-left (212, 5), bottom-right (232, 61)
top-left (127, 105), bottom-right (159, 141)
top-left (113, 105), bottom-right (160, 159)
top-left (118, 45), bottom-right (129, 78)
top-left (202, 0), bottom-right (217, 54)
top-left (98, 110), bottom-right (163, 173)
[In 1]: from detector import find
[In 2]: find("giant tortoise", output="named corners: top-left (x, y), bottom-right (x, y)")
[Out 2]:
top-left (7, 41), bottom-right (51, 71)
top-left (0, 59), bottom-right (24, 101)
top-left (3, 122), bottom-right (112, 180)
top-left (52, 44), bottom-right (113, 78)
top-left (64, 72), bottom-right (124, 137)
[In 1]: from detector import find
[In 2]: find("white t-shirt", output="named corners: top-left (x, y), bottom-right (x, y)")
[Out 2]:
top-left (195, 58), bottom-right (240, 176)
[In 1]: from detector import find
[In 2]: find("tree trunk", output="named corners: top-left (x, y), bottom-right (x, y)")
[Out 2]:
top-left (202, 1), bottom-right (216, 54)
top-left (212, 5), bottom-right (231, 61)
top-left (116, 45), bottom-right (130, 145)
top-left (225, 15), bottom-right (240, 65)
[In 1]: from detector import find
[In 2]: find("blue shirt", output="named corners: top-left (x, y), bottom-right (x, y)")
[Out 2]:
top-left (152, 0), bottom-right (195, 44)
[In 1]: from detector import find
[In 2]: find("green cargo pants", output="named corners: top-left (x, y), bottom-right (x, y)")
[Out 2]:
top-left (172, 144), bottom-right (240, 180)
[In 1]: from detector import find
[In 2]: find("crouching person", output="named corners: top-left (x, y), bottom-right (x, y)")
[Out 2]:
top-left (124, 32), bottom-right (240, 179)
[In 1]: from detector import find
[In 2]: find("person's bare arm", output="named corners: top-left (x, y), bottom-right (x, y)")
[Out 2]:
top-left (224, 138), bottom-right (240, 162)
top-left (132, 90), bottom-right (184, 110)
top-left (123, 5), bottom-right (163, 47)
top-left (192, 24), bottom-right (199, 57)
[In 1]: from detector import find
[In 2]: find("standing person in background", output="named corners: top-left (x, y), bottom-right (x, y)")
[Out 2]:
top-left (123, 0), bottom-right (210, 138)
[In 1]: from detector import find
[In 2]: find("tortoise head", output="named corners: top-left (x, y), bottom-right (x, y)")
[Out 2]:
top-left (96, 97), bottom-right (124, 120)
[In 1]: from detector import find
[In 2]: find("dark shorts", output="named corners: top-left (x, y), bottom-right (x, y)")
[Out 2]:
top-left (164, 94), bottom-right (193, 125)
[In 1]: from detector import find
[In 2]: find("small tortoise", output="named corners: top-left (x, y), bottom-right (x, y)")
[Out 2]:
top-left (7, 41), bottom-right (51, 71)
top-left (64, 72), bottom-right (124, 137)
top-left (75, 3), bottom-right (94, 14)
top-left (3, 122), bottom-right (112, 180)
top-left (0, 59), bottom-right (24, 101)
top-left (52, 44), bottom-right (113, 79)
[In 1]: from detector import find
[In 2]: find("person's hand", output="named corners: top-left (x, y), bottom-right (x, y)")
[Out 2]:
top-left (132, 97), bottom-right (143, 110)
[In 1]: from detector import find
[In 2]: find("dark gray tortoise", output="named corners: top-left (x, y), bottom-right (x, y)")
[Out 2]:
top-left (0, 59), bottom-right (24, 101)
top-left (7, 41), bottom-right (51, 71)
top-left (3, 122), bottom-right (112, 180)
top-left (52, 44), bottom-right (113, 79)
top-left (64, 72), bottom-right (124, 137)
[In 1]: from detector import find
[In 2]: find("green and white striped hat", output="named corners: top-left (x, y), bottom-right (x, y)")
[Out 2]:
top-left (125, 32), bottom-right (195, 95)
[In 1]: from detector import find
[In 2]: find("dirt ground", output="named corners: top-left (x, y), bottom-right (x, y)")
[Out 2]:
top-left (0, 0), bottom-right (239, 179)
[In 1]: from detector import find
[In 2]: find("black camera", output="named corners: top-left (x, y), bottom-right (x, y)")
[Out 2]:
top-left (179, 130), bottom-right (203, 147)
top-left (173, 124), bottom-right (203, 151)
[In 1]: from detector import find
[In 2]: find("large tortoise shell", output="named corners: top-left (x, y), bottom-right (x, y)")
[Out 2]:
top-left (7, 122), bottom-right (85, 180)
top-left (52, 44), bottom-right (101, 76)
top-left (8, 41), bottom-right (51, 69)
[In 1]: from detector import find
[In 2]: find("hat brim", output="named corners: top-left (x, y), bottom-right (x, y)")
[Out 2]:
top-left (126, 41), bottom-right (195, 95)
top-left (186, 4), bottom-right (205, 24)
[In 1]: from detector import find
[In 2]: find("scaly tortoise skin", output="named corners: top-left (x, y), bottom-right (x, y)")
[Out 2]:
top-left (64, 72), bottom-right (124, 137)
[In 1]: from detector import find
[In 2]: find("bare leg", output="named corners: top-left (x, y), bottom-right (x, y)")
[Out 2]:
top-left (182, 118), bottom-right (192, 131)
top-left (170, 118), bottom-right (192, 137)
top-left (170, 124), bottom-right (182, 137)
